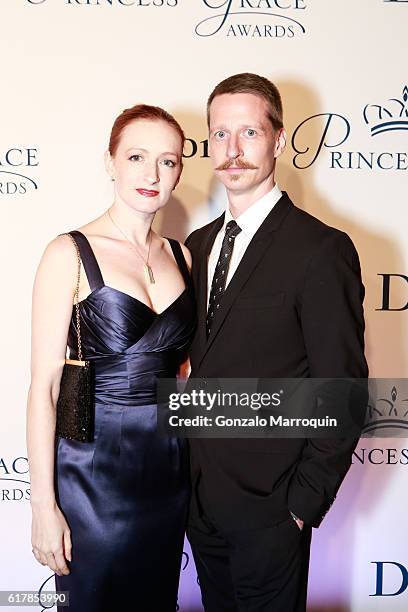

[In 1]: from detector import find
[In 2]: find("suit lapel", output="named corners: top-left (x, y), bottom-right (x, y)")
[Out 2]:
top-left (195, 213), bottom-right (225, 357)
top-left (197, 192), bottom-right (293, 368)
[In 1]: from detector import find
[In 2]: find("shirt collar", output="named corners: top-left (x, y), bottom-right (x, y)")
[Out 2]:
top-left (223, 184), bottom-right (283, 240)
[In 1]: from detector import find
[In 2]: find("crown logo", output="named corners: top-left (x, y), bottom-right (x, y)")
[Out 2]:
top-left (363, 86), bottom-right (408, 136)
top-left (363, 383), bottom-right (408, 434)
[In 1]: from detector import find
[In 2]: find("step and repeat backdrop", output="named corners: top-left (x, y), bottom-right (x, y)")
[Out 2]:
top-left (1, 1), bottom-right (407, 610)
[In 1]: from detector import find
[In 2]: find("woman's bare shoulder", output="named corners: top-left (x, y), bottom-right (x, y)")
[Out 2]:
top-left (179, 242), bottom-right (192, 270)
top-left (36, 234), bottom-right (78, 279)
top-left (161, 235), bottom-right (192, 269)
top-left (44, 233), bottom-right (76, 258)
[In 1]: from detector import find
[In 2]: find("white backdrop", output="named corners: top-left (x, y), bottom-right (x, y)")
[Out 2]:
top-left (1, 0), bottom-right (407, 610)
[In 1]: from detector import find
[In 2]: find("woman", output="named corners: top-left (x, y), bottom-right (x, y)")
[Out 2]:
top-left (27, 105), bottom-right (195, 611)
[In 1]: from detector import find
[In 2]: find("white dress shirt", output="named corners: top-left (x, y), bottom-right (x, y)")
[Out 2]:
top-left (207, 185), bottom-right (283, 305)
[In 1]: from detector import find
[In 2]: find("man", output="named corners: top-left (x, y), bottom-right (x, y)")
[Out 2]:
top-left (185, 73), bottom-right (368, 612)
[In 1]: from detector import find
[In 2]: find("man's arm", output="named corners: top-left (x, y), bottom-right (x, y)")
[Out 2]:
top-left (288, 231), bottom-right (368, 528)
top-left (185, 228), bottom-right (203, 254)
top-left (184, 233), bottom-right (193, 249)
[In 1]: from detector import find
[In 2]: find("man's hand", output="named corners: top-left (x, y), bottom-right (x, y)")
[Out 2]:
top-left (290, 511), bottom-right (304, 531)
top-left (294, 517), bottom-right (304, 531)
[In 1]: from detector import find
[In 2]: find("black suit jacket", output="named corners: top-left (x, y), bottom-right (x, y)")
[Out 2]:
top-left (185, 192), bottom-right (368, 530)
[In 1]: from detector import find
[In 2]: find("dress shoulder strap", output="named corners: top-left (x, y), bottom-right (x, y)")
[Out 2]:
top-left (166, 238), bottom-right (191, 287)
top-left (68, 230), bottom-right (104, 291)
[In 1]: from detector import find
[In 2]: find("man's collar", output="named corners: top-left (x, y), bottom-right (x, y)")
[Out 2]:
top-left (223, 184), bottom-right (283, 239)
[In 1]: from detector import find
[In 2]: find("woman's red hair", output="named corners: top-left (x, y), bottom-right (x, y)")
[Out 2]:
top-left (108, 104), bottom-right (185, 157)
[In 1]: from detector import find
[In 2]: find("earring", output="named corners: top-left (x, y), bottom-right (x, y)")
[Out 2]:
top-left (111, 177), bottom-right (115, 182)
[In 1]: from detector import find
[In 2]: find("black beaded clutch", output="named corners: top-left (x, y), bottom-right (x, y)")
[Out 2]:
top-left (56, 233), bottom-right (94, 443)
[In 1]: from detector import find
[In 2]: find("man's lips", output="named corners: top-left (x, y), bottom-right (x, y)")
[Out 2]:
top-left (223, 167), bottom-right (249, 172)
top-left (136, 188), bottom-right (159, 197)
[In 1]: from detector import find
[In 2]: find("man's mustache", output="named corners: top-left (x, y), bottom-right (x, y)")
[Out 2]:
top-left (216, 158), bottom-right (259, 171)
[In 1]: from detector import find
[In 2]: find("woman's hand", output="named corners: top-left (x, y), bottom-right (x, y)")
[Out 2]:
top-left (31, 503), bottom-right (72, 576)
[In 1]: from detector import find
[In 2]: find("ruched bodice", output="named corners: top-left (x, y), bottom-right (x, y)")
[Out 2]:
top-left (66, 231), bottom-right (196, 405)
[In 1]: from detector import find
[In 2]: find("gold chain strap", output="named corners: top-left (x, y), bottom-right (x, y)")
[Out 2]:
top-left (65, 233), bottom-right (83, 362)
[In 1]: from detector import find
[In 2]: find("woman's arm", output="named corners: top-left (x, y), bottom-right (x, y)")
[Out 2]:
top-left (27, 234), bottom-right (78, 576)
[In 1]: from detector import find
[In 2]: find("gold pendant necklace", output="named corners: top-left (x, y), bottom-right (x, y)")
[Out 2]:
top-left (143, 263), bottom-right (155, 285)
top-left (107, 209), bottom-right (155, 284)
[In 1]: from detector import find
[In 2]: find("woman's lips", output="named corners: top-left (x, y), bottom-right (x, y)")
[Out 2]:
top-left (136, 188), bottom-right (159, 197)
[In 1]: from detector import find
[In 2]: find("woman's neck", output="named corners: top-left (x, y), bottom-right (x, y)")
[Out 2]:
top-left (107, 202), bottom-right (155, 247)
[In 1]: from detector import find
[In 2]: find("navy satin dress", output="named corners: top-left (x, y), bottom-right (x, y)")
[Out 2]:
top-left (54, 231), bottom-right (195, 612)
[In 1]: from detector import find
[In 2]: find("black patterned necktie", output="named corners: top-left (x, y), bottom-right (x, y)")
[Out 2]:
top-left (206, 220), bottom-right (242, 337)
